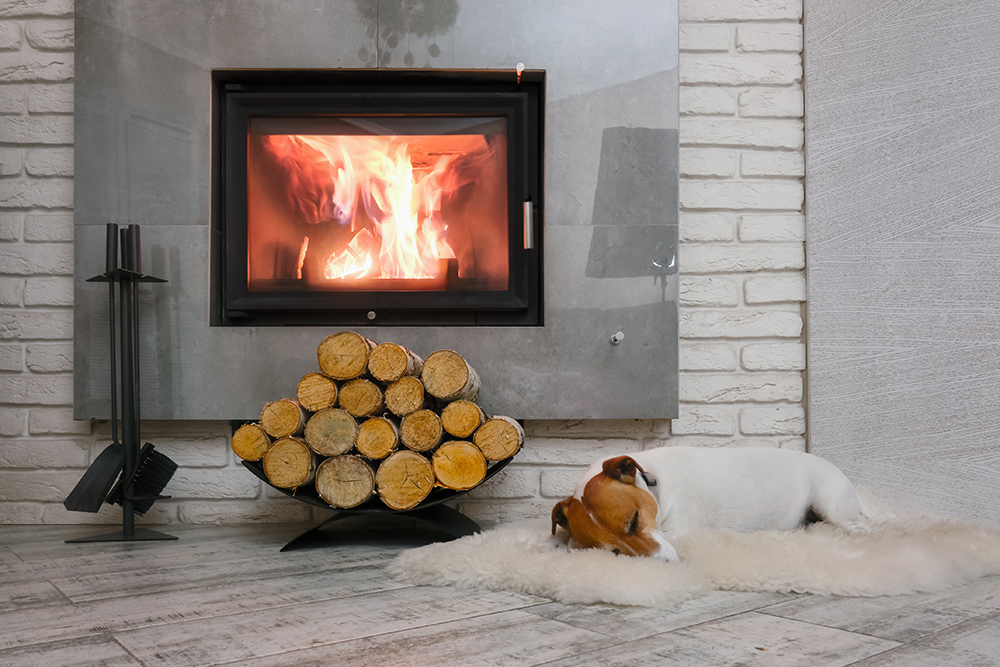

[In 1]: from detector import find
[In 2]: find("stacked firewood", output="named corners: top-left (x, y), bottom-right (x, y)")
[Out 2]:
top-left (231, 331), bottom-right (523, 511)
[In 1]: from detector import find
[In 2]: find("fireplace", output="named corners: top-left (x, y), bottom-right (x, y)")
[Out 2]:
top-left (215, 71), bottom-right (543, 326)
top-left (73, 0), bottom-right (680, 420)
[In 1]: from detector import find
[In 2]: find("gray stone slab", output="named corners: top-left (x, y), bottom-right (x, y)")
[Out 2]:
top-left (73, 0), bottom-right (680, 420)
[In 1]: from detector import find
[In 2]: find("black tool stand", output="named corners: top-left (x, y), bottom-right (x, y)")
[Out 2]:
top-left (241, 457), bottom-right (512, 552)
top-left (68, 225), bottom-right (175, 543)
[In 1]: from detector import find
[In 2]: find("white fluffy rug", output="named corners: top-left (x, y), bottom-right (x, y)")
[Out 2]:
top-left (388, 504), bottom-right (1000, 607)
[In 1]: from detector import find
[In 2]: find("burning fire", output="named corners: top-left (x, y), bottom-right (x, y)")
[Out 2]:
top-left (262, 134), bottom-right (459, 280)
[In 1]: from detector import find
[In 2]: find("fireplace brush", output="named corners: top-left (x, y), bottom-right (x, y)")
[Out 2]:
top-left (64, 223), bottom-right (178, 543)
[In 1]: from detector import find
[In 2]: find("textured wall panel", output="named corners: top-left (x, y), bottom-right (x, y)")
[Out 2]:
top-left (805, 1), bottom-right (1000, 521)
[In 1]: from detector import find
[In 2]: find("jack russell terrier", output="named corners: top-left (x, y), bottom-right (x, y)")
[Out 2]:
top-left (552, 446), bottom-right (872, 560)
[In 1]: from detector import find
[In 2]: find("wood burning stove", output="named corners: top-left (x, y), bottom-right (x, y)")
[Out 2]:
top-left (213, 70), bottom-right (543, 326)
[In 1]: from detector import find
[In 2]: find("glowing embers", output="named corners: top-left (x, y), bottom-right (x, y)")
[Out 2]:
top-left (246, 117), bottom-right (510, 293)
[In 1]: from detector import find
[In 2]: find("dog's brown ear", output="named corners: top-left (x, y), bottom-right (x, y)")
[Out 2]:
top-left (602, 456), bottom-right (645, 485)
top-left (551, 498), bottom-right (572, 535)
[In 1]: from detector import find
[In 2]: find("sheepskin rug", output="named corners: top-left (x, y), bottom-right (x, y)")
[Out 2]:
top-left (388, 500), bottom-right (1000, 607)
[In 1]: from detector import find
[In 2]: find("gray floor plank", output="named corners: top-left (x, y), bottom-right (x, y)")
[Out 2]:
top-left (527, 591), bottom-right (794, 642)
top-left (0, 563), bottom-right (410, 651)
top-left (219, 609), bottom-right (615, 667)
top-left (761, 574), bottom-right (1000, 643)
top-left (535, 611), bottom-right (900, 667)
top-left (847, 611), bottom-right (1000, 666)
top-left (4, 524), bottom-right (301, 559)
top-left (0, 635), bottom-right (143, 667)
top-left (2, 524), bottom-right (1000, 667)
top-left (114, 585), bottom-right (546, 667)
top-left (51, 544), bottom-right (395, 601)
top-left (0, 580), bottom-right (67, 612)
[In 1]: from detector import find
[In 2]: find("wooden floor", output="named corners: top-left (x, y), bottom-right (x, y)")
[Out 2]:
top-left (2, 521), bottom-right (999, 667)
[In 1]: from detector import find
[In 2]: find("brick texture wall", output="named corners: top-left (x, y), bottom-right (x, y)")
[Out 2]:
top-left (0, 0), bottom-right (806, 526)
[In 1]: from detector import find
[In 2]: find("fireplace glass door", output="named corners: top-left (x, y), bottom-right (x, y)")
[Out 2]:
top-left (215, 72), bottom-right (543, 326)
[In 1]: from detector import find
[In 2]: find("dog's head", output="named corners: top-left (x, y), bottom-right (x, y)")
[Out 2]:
top-left (551, 456), bottom-right (677, 560)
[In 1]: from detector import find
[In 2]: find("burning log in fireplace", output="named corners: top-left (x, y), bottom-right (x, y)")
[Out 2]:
top-left (233, 331), bottom-right (523, 510)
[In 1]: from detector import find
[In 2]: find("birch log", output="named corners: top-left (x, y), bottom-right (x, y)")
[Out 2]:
top-left (368, 342), bottom-right (424, 383)
top-left (303, 408), bottom-right (358, 457)
top-left (473, 416), bottom-right (525, 461)
top-left (421, 350), bottom-right (481, 401)
top-left (440, 399), bottom-right (487, 438)
top-left (317, 331), bottom-right (376, 380)
top-left (296, 372), bottom-right (339, 412)
top-left (338, 378), bottom-right (384, 418)
top-left (356, 416), bottom-right (399, 460)
top-left (262, 437), bottom-right (316, 490)
top-left (315, 455), bottom-right (375, 509)
top-left (376, 450), bottom-right (434, 510)
top-left (231, 423), bottom-right (271, 462)
top-left (260, 399), bottom-right (307, 438)
top-left (400, 409), bottom-right (443, 452)
top-left (432, 440), bottom-right (487, 491)
top-left (384, 376), bottom-right (425, 417)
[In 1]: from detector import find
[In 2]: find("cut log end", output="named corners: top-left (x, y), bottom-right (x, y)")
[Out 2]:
top-left (317, 331), bottom-right (376, 380)
top-left (356, 416), bottom-right (399, 460)
top-left (368, 342), bottom-right (424, 383)
top-left (384, 376), bottom-right (425, 417)
top-left (339, 378), bottom-right (384, 417)
top-left (260, 399), bottom-right (307, 438)
top-left (296, 373), bottom-right (339, 412)
top-left (421, 349), bottom-right (481, 401)
top-left (262, 437), bottom-right (315, 489)
top-left (303, 408), bottom-right (358, 457)
top-left (440, 399), bottom-right (486, 438)
top-left (473, 416), bottom-right (525, 461)
top-left (400, 409), bottom-right (443, 452)
top-left (433, 440), bottom-right (487, 491)
top-left (376, 450), bottom-right (435, 511)
top-left (231, 423), bottom-right (271, 461)
top-left (316, 455), bottom-right (375, 509)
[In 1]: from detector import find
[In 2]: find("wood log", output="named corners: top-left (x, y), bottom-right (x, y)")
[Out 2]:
top-left (259, 399), bottom-right (307, 438)
top-left (400, 408), bottom-right (443, 452)
top-left (440, 399), bottom-right (487, 438)
top-left (317, 331), bottom-right (376, 380)
top-left (368, 342), bottom-right (424, 383)
top-left (356, 416), bottom-right (399, 460)
top-left (230, 423), bottom-right (271, 462)
top-left (432, 440), bottom-right (487, 491)
top-left (384, 376), bottom-right (425, 417)
top-left (421, 349), bottom-right (481, 401)
top-left (315, 455), bottom-right (375, 509)
top-left (261, 437), bottom-right (315, 490)
top-left (296, 372), bottom-right (339, 412)
top-left (376, 450), bottom-right (434, 510)
top-left (473, 416), bottom-right (525, 461)
top-left (338, 378), bottom-right (384, 417)
top-left (303, 408), bottom-right (358, 457)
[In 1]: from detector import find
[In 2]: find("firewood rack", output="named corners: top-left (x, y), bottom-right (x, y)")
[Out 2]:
top-left (241, 456), bottom-right (513, 551)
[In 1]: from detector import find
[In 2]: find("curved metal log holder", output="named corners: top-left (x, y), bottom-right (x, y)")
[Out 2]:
top-left (241, 456), bottom-right (514, 552)
top-left (65, 223), bottom-right (178, 543)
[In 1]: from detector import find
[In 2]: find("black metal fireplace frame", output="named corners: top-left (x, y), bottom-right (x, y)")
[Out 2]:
top-left (212, 70), bottom-right (544, 327)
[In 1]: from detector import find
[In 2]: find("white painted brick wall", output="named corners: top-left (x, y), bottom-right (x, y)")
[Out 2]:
top-left (0, 0), bottom-right (807, 526)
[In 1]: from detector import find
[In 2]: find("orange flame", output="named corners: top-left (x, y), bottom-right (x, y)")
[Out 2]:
top-left (262, 134), bottom-right (458, 280)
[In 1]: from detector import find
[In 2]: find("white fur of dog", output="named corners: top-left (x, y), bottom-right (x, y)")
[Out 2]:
top-left (552, 446), bottom-right (875, 561)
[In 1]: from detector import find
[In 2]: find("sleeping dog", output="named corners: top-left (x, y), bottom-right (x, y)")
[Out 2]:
top-left (551, 446), bottom-right (873, 560)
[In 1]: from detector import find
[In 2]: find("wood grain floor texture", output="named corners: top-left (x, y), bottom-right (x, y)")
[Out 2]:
top-left (1, 523), bottom-right (999, 667)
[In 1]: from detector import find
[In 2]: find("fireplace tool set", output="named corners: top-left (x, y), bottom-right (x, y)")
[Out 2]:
top-left (64, 223), bottom-right (178, 543)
